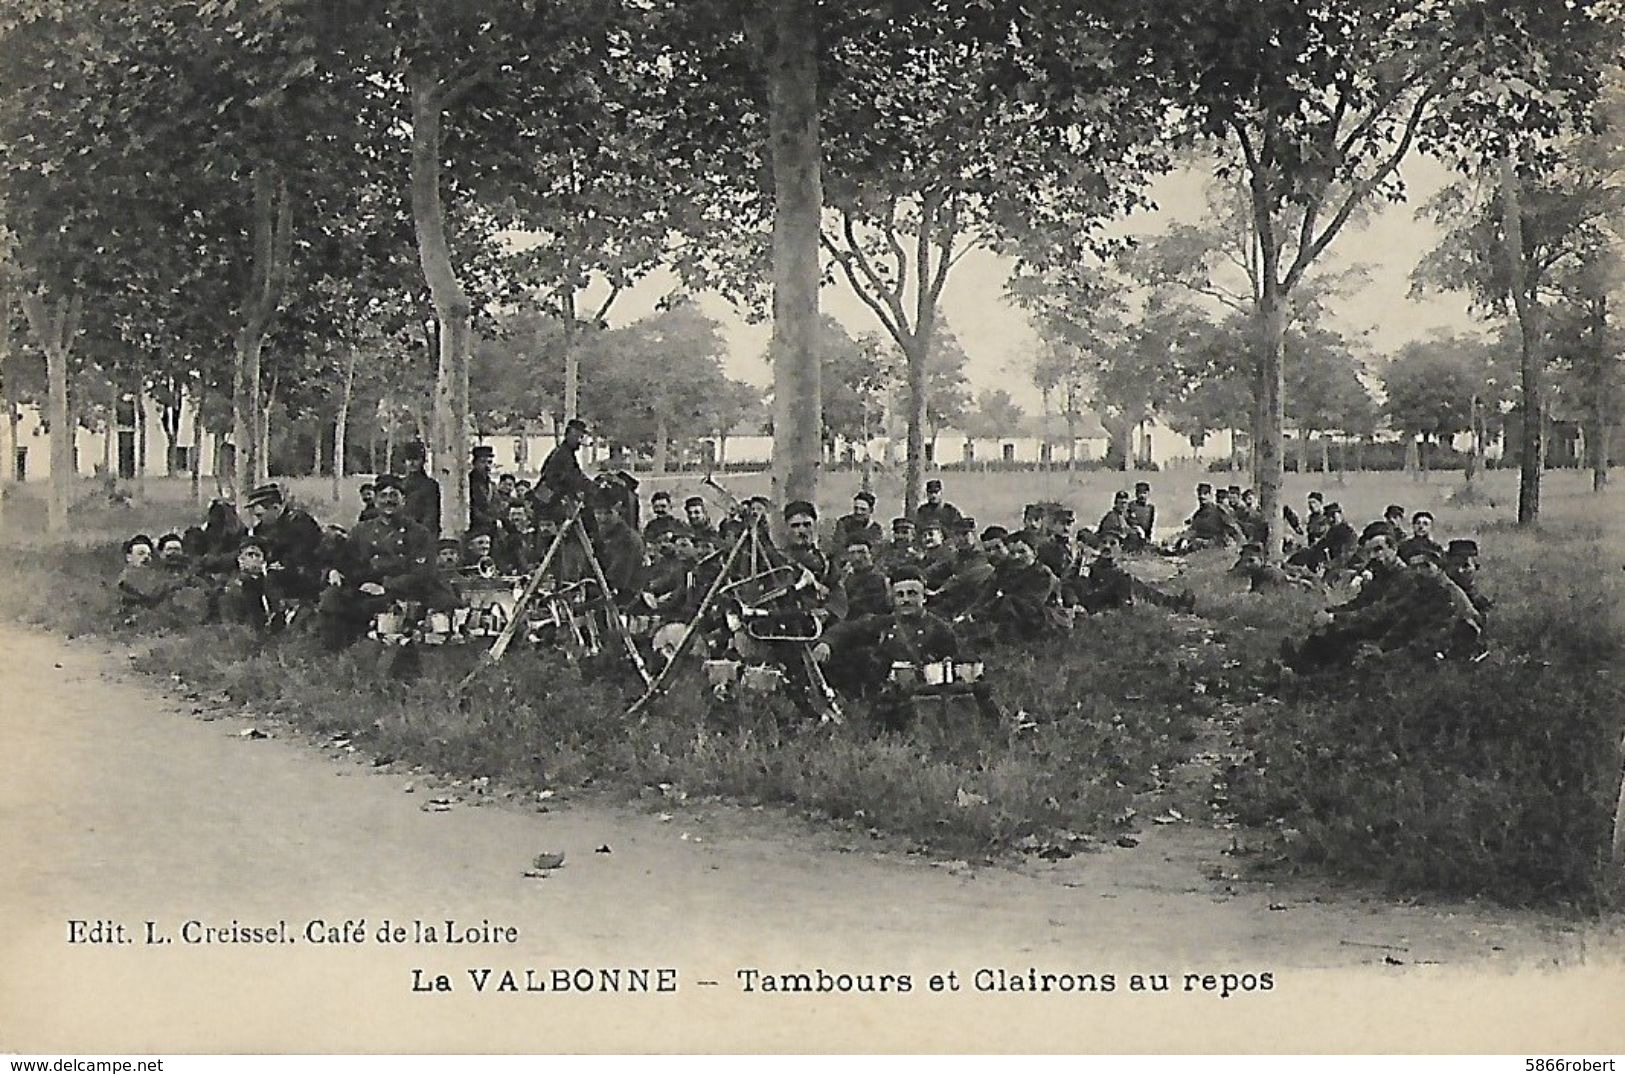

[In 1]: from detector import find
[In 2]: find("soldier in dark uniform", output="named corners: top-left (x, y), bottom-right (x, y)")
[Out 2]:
top-left (976, 533), bottom-right (1058, 640)
top-left (1232, 542), bottom-right (1317, 593)
top-left (913, 479), bottom-right (964, 533)
top-left (116, 534), bottom-right (175, 613)
top-left (1363, 504), bottom-right (1406, 546)
top-left (217, 536), bottom-right (289, 633)
top-left (1287, 500), bottom-right (1357, 573)
top-left (591, 489), bottom-right (648, 608)
top-left (683, 496), bottom-right (717, 543)
top-left (1097, 491), bottom-right (1133, 545)
top-left (1078, 534), bottom-right (1194, 613)
top-left (1013, 503), bottom-right (1045, 551)
top-left (781, 500), bottom-right (848, 622)
top-left (1375, 546), bottom-right (1484, 660)
top-left (468, 445), bottom-right (497, 532)
top-left (1443, 538), bottom-right (1491, 617)
top-left (399, 441), bottom-right (441, 536)
top-left (535, 418), bottom-right (594, 523)
top-left (643, 490), bottom-right (683, 544)
top-left (876, 517), bottom-right (923, 579)
top-left (839, 537), bottom-right (893, 619)
top-left (494, 502), bottom-right (542, 575)
top-left (1397, 510), bottom-right (1443, 562)
top-left (1125, 482), bottom-right (1156, 551)
top-left (1303, 492), bottom-right (1329, 545)
top-left (826, 567), bottom-right (1000, 729)
top-left (246, 483), bottom-right (325, 601)
top-left (929, 518), bottom-right (996, 619)
top-left (1033, 504), bottom-right (1074, 580)
top-left (979, 525), bottom-right (1009, 566)
top-left (357, 483), bottom-right (379, 524)
top-left (1170, 483), bottom-right (1242, 552)
top-left (832, 491), bottom-right (885, 553)
top-left (918, 520), bottom-right (955, 586)
top-left (317, 475), bottom-right (437, 649)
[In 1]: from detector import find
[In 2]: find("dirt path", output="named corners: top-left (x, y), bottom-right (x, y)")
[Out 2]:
top-left (2, 624), bottom-right (1621, 1053)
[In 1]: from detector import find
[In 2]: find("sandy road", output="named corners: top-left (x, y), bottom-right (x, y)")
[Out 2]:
top-left (1, 624), bottom-right (1621, 1053)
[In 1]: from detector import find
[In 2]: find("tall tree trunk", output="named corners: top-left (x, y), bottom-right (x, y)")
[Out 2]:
top-left (1319, 434), bottom-right (1330, 477)
top-left (1594, 419), bottom-right (1612, 491)
top-left (654, 416), bottom-right (669, 476)
top-left (233, 165), bottom-right (292, 506)
top-left (133, 386), bottom-right (147, 501)
top-left (257, 374), bottom-right (275, 482)
top-left (1501, 153), bottom-right (1542, 525)
top-left (760, 0), bottom-right (823, 507)
top-left (0, 287), bottom-right (12, 531)
top-left (190, 382), bottom-right (204, 505)
top-left (1254, 284), bottom-right (1287, 557)
top-left (333, 346), bottom-right (356, 502)
top-left (559, 285), bottom-right (580, 424)
top-left (410, 71), bottom-right (470, 532)
top-left (1465, 394), bottom-right (1481, 484)
top-left (19, 292), bottom-right (79, 533)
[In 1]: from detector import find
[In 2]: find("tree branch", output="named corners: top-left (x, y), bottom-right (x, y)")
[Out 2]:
top-left (823, 232), bottom-right (907, 345)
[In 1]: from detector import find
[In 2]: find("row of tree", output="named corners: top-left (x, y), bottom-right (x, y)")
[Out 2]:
top-left (0, 0), bottom-right (1617, 549)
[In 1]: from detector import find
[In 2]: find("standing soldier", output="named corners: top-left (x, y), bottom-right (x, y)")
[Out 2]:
top-left (468, 445), bottom-right (497, 532)
top-left (536, 418), bottom-right (595, 522)
top-left (400, 441), bottom-right (441, 536)
top-left (245, 483), bottom-right (325, 601)
top-left (357, 482), bottom-right (379, 524)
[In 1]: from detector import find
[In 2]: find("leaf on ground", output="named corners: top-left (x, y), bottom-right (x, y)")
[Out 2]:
top-left (595, 844), bottom-right (612, 854)
top-left (531, 852), bottom-right (566, 870)
top-left (1114, 835), bottom-right (1140, 849)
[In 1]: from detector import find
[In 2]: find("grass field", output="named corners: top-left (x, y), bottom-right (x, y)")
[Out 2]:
top-left (2, 465), bottom-right (1621, 906)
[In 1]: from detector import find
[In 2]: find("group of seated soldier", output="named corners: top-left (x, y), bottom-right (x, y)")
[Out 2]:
top-left (110, 459), bottom-right (1496, 724)
top-left (1280, 529), bottom-right (1489, 671)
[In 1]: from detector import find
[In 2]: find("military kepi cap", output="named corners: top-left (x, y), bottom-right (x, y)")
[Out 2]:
top-left (373, 474), bottom-right (403, 492)
top-left (1446, 539), bottom-right (1479, 557)
top-left (472, 445), bottom-right (495, 458)
top-left (246, 483), bottom-right (284, 507)
top-left (924, 479), bottom-right (943, 492)
top-left (783, 500), bottom-right (817, 522)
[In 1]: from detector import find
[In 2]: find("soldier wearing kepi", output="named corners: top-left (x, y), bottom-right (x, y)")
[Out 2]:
top-left (245, 482), bottom-right (325, 601)
top-left (535, 418), bottom-right (595, 522)
top-left (468, 445), bottom-right (498, 532)
top-left (399, 440), bottom-right (441, 536)
top-left (1443, 538), bottom-right (1491, 618)
top-left (913, 478), bottom-right (964, 534)
top-left (1124, 482), bottom-right (1156, 551)
top-left (876, 516), bottom-right (924, 579)
top-left (1397, 510), bottom-right (1443, 562)
top-left (826, 567), bottom-right (1001, 730)
top-left (643, 490), bottom-right (683, 544)
top-left (318, 474), bottom-right (437, 648)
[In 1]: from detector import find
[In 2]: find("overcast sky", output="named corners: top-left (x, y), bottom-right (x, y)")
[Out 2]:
top-left (580, 151), bottom-right (1492, 416)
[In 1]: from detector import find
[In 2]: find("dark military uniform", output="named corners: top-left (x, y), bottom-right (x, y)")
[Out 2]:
top-left (251, 504), bottom-right (324, 600)
top-left (401, 467), bottom-right (441, 536)
top-left (913, 500), bottom-right (965, 534)
top-left (876, 537), bottom-right (924, 580)
top-left (218, 570), bottom-right (288, 633)
top-left (493, 522), bottom-right (542, 576)
top-left (317, 511), bottom-right (437, 649)
top-left (842, 563), bottom-right (893, 619)
top-left (1097, 505), bottom-right (1132, 543)
top-left (929, 547), bottom-right (995, 619)
top-left (832, 513), bottom-right (884, 553)
top-left (978, 560), bottom-right (1058, 640)
top-left (1397, 534), bottom-right (1444, 562)
top-left (1124, 500), bottom-right (1156, 547)
top-left (593, 512), bottom-right (647, 607)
